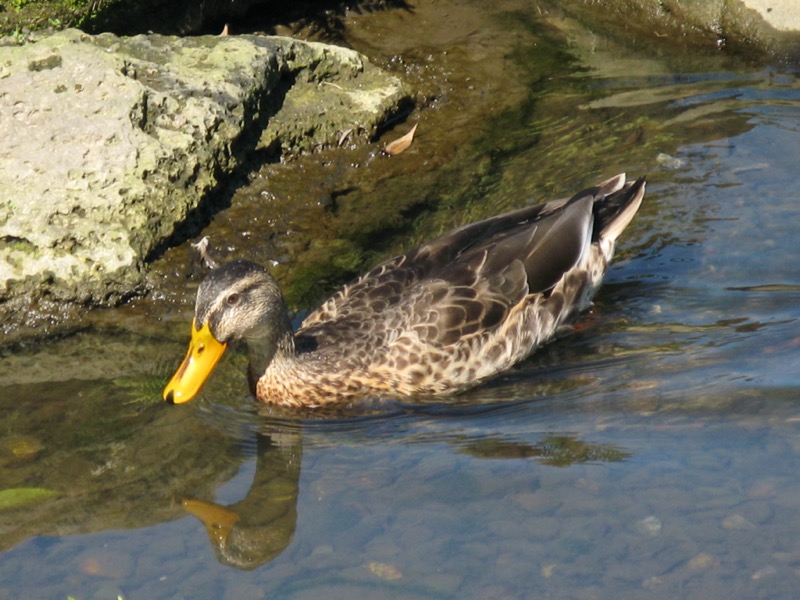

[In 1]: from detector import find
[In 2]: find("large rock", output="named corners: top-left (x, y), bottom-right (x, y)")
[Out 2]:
top-left (554, 0), bottom-right (800, 60)
top-left (0, 29), bottom-right (409, 318)
top-left (743, 0), bottom-right (800, 32)
top-left (670, 0), bottom-right (800, 57)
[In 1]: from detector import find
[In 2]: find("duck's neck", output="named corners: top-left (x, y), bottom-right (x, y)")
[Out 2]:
top-left (245, 311), bottom-right (296, 385)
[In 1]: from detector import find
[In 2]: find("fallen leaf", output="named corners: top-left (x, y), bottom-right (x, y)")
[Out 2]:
top-left (384, 123), bottom-right (418, 156)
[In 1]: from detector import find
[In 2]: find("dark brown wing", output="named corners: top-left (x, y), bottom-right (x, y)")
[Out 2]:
top-left (299, 175), bottom-right (639, 351)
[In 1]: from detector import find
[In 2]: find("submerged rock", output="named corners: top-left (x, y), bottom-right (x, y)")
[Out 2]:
top-left (0, 29), bottom-right (409, 331)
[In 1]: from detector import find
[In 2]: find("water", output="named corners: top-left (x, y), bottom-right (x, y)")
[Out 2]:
top-left (2, 1), bottom-right (800, 598)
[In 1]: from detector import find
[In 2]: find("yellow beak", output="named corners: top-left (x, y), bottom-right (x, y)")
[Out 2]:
top-left (163, 320), bottom-right (227, 404)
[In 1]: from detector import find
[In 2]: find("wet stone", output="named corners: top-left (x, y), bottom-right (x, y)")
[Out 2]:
top-left (737, 500), bottom-right (774, 525)
top-left (363, 537), bottom-right (402, 560)
top-left (224, 581), bottom-right (267, 600)
top-left (751, 565), bottom-right (777, 580)
top-left (687, 552), bottom-right (718, 570)
top-left (635, 516), bottom-right (662, 537)
top-left (642, 575), bottom-right (667, 589)
top-left (77, 549), bottom-right (134, 579)
top-left (721, 513), bottom-right (756, 530)
top-left (747, 480), bottom-right (778, 499)
top-left (419, 572), bottom-right (464, 596)
top-left (526, 516), bottom-right (561, 541)
top-left (366, 560), bottom-right (404, 581)
top-left (301, 543), bottom-right (354, 570)
top-left (89, 583), bottom-right (126, 600)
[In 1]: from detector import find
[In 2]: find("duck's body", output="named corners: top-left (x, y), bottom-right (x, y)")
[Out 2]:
top-left (164, 174), bottom-right (645, 408)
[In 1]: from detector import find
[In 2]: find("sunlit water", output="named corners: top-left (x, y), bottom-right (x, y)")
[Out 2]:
top-left (2, 5), bottom-right (800, 600)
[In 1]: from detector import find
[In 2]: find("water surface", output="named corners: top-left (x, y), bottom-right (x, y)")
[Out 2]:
top-left (2, 1), bottom-right (800, 599)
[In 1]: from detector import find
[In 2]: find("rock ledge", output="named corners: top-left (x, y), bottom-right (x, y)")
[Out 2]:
top-left (0, 29), bottom-right (409, 322)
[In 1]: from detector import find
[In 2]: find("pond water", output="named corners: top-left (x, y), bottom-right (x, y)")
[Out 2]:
top-left (2, 1), bottom-right (800, 599)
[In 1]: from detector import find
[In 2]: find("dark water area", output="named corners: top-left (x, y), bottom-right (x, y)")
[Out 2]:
top-left (2, 1), bottom-right (800, 598)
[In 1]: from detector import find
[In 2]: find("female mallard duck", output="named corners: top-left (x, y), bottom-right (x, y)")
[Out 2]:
top-left (164, 174), bottom-right (645, 408)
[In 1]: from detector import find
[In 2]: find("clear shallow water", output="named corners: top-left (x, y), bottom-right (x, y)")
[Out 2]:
top-left (3, 4), bottom-right (800, 600)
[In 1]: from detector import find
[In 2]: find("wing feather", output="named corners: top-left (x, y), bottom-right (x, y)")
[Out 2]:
top-left (299, 175), bottom-right (643, 352)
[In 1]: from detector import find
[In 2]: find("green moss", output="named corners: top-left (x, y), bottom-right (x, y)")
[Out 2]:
top-left (0, 487), bottom-right (59, 510)
top-left (281, 238), bottom-right (364, 308)
top-left (458, 435), bottom-right (631, 466)
top-left (0, 237), bottom-right (36, 254)
top-left (0, 0), bottom-right (96, 36)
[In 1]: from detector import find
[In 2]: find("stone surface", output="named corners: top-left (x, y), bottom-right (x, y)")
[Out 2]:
top-left (743, 0), bottom-right (800, 32)
top-left (0, 29), bottom-right (409, 317)
top-left (557, 0), bottom-right (800, 60)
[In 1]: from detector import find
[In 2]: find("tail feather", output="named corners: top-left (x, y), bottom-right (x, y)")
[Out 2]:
top-left (596, 173), bottom-right (627, 197)
top-left (593, 176), bottom-right (646, 242)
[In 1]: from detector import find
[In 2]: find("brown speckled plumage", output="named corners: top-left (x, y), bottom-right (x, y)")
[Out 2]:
top-left (168, 174), bottom-right (646, 408)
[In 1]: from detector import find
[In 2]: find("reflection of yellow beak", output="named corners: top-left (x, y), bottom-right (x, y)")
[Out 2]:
top-left (163, 320), bottom-right (227, 404)
top-left (183, 498), bottom-right (241, 547)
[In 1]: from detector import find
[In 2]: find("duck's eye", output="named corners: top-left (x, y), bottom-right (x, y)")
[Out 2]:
top-left (226, 293), bottom-right (240, 306)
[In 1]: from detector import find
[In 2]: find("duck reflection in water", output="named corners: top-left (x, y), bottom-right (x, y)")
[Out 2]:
top-left (182, 427), bottom-right (301, 570)
top-left (182, 417), bottom-right (630, 570)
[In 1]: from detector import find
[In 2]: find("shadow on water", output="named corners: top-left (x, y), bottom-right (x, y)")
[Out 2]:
top-left (2, 0), bottom-right (800, 598)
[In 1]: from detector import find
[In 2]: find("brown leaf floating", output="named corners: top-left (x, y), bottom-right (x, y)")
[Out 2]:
top-left (384, 123), bottom-right (418, 156)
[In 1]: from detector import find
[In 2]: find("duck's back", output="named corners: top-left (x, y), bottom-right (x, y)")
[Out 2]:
top-left (295, 174), bottom-right (645, 397)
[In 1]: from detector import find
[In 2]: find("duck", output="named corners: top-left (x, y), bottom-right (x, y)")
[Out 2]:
top-left (163, 173), bottom-right (646, 408)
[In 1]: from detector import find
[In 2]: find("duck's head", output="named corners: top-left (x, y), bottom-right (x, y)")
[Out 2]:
top-left (163, 260), bottom-right (288, 405)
